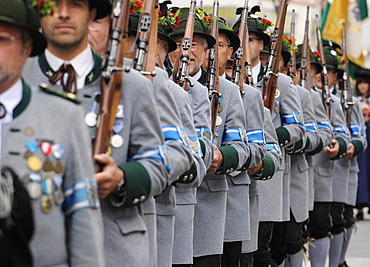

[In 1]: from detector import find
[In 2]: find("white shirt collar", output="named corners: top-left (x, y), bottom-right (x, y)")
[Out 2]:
top-left (193, 68), bottom-right (202, 81)
top-left (0, 79), bottom-right (23, 123)
top-left (45, 45), bottom-right (94, 89)
top-left (252, 61), bottom-right (261, 84)
top-left (221, 72), bottom-right (226, 79)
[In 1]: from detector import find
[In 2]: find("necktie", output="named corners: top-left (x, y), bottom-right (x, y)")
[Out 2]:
top-left (49, 63), bottom-right (77, 94)
top-left (0, 103), bottom-right (6, 119)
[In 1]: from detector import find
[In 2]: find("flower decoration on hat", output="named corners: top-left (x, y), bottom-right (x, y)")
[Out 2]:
top-left (313, 50), bottom-right (321, 61)
top-left (337, 55), bottom-right (346, 70)
top-left (31, 0), bottom-right (57, 17)
top-left (259, 17), bottom-right (273, 31)
top-left (165, 8), bottom-right (181, 28)
top-left (282, 35), bottom-right (298, 52)
top-left (219, 17), bottom-right (233, 31)
top-left (196, 8), bottom-right (213, 29)
top-left (130, 0), bottom-right (144, 14)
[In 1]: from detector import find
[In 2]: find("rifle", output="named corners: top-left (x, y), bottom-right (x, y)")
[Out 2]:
top-left (287, 9), bottom-right (296, 80)
top-left (93, 0), bottom-right (131, 163)
top-left (172, 0), bottom-right (197, 89)
top-left (315, 14), bottom-right (331, 119)
top-left (132, 0), bottom-right (157, 80)
top-left (206, 0), bottom-right (222, 134)
top-left (262, 0), bottom-right (288, 111)
top-left (299, 7), bottom-right (309, 88)
top-left (232, 0), bottom-right (252, 94)
top-left (340, 22), bottom-right (354, 126)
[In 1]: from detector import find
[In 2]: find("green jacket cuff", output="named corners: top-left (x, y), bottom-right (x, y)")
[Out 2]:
top-left (307, 138), bottom-right (323, 156)
top-left (332, 137), bottom-right (348, 160)
top-left (117, 161), bottom-right (151, 206)
top-left (217, 145), bottom-right (239, 174)
top-left (252, 155), bottom-right (275, 180)
top-left (352, 139), bottom-right (364, 157)
top-left (199, 139), bottom-right (206, 159)
top-left (173, 162), bottom-right (198, 185)
top-left (276, 126), bottom-right (291, 147)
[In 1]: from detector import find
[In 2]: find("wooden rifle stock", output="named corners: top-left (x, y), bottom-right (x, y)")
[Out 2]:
top-left (93, 0), bottom-right (131, 167)
top-left (173, 0), bottom-right (197, 90)
top-left (315, 14), bottom-right (331, 119)
top-left (300, 7), bottom-right (309, 89)
top-left (288, 9), bottom-right (296, 79)
top-left (207, 0), bottom-right (221, 134)
top-left (132, 0), bottom-right (157, 81)
top-left (340, 22), bottom-right (354, 126)
top-left (262, 0), bottom-right (288, 111)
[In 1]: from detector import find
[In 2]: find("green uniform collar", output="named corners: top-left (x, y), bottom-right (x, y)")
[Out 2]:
top-left (38, 50), bottom-right (102, 86)
top-left (197, 67), bottom-right (207, 85)
top-left (257, 64), bottom-right (265, 82)
top-left (13, 80), bottom-right (31, 119)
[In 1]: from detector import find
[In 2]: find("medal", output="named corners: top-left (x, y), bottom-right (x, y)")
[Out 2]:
top-left (84, 112), bottom-right (97, 127)
top-left (54, 174), bottom-right (63, 188)
top-left (41, 172), bottom-right (55, 195)
top-left (43, 159), bottom-right (54, 171)
top-left (54, 161), bottom-right (64, 174)
top-left (111, 134), bottom-right (124, 148)
top-left (40, 142), bottom-right (54, 171)
top-left (53, 188), bottom-right (65, 205)
top-left (27, 155), bottom-right (43, 171)
top-left (27, 182), bottom-right (42, 199)
top-left (41, 195), bottom-right (54, 213)
top-left (275, 89), bottom-right (280, 98)
top-left (22, 173), bottom-right (31, 183)
top-left (24, 150), bottom-right (32, 159)
top-left (218, 104), bottom-right (223, 113)
top-left (116, 104), bottom-right (124, 119)
top-left (216, 115), bottom-right (222, 126)
top-left (52, 144), bottom-right (64, 174)
top-left (23, 126), bottom-right (34, 136)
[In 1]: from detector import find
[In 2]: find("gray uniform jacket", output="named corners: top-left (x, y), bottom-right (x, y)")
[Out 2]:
top-left (224, 82), bottom-right (266, 243)
top-left (193, 74), bottom-right (250, 256)
top-left (2, 82), bottom-right (104, 267)
top-left (255, 74), bottom-right (304, 221)
top-left (312, 88), bottom-right (350, 202)
top-left (243, 106), bottom-right (282, 252)
top-left (23, 53), bottom-right (169, 266)
top-left (289, 85), bottom-right (320, 223)
top-left (306, 89), bottom-right (333, 210)
top-left (331, 94), bottom-right (367, 204)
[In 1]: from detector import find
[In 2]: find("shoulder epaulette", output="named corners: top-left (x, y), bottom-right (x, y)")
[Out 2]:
top-left (39, 83), bottom-right (81, 104)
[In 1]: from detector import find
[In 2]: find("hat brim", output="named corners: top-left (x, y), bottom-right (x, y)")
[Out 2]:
top-left (0, 15), bottom-right (47, 57)
top-left (91, 0), bottom-right (112, 20)
top-left (250, 31), bottom-right (270, 47)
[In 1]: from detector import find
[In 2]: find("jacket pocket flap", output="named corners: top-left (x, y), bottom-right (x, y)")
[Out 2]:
top-left (298, 159), bottom-right (309, 173)
top-left (317, 166), bottom-right (333, 177)
top-left (206, 178), bottom-right (228, 192)
top-left (115, 215), bottom-right (146, 235)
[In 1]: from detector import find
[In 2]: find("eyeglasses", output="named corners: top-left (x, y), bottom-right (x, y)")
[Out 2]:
top-left (248, 37), bottom-right (262, 42)
top-left (218, 43), bottom-right (231, 49)
top-left (0, 32), bottom-right (21, 47)
top-left (176, 42), bottom-right (205, 51)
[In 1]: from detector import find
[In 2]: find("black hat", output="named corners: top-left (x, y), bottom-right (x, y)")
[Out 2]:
top-left (355, 69), bottom-right (370, 83)
top-left (168, 7), bottom-right (216, 48)
top-left (157, 1), bottom-right (177, 53)
top-left (295, 44), bottom-right (323, 74)
top-left (232, 16), bottom-right (270, 46)
top-left (91, 0), bottom-right (112, 20)
top-left (281, 39), bottom-right (291, 66)
top-left (0, 0), bottom-right (47, 56)
top-left (323, 46), bottom-right (339, 70)
top-left (218, 18), bottom-right (240, 53)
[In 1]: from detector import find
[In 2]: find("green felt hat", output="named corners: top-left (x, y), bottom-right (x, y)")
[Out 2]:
top-left (296, 44), bottom-right (323, 74)
top-left (232, 16), bottom-right (270, 46)
top-left (168, 7), bottom-right (216, 48)
top-left (90, 0), bottom-right (112, 20)
top-left (323, 46), bottom-right (339, 70)
top-left (0, 0), bottom-right (47, 56)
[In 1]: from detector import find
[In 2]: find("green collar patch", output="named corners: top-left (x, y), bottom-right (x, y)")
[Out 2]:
top-left (38, 50), bottom-right (102, 86)
top-left (197, 67), bottom-right (207, 85)
top-left (14, 80), bottom-right (32, 119)
top-left (39, 83), bottom-right (81, 104)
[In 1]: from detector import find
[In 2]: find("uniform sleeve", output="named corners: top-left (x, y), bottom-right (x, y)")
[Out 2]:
top-left (217, 78), bottom-right (250, 174)
top-left (115, 71), bottom-right (169, 206)
top-left (252, 107), bottom-right (282, 180)
top-left (275, 74), bottom-right (305, 147)
top-left (288, 86), bottom-right (321, 154)
top-left (153, 68), bottom-right (193, 185)
top-left (64, 106), bottom-right (105, 267)
top-left (349, 99), bottom-right (367, 156)
top-left (243, 84), bottom-right (267, 168)
top-left (330, 95), bottom-right (351, 159)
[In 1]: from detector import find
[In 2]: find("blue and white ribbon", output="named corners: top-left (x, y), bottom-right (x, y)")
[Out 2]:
top-left (361, 125), bottom-right (367, 138)
top-left (349, 124), bottom-right (361, 136)
top-left (282, 111), bottom-right (303, 125)
top-left (334, 126), bottom-right (350, 135)
top-left (266, 143), bottom-right (281, 155)
top-left (317, 120), bottom-right (331, 129)
top-left (130, 145), bottom-right (172, 171)
top-left (63, 179), bottom-right (99, 216)
top-left (162, 126), bottom-right (189, 147)
top-left (222, 128), bottom-right (248, 145)
top-left (246, 129), bottom-right (266, 145)
top-left (189, 137), bottom-right (202, 157)
top-left (305, 122), bottom-right (319, 133)
top-left (195, 127), bottom-right (212, 138)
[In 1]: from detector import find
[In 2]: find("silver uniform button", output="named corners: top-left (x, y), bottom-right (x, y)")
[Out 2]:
top-left (284, 140), bottom-right (288, 145)
top-left (183, 175), bottom-right (188, 181)
top-left (132, 198), bottom-right (140, 204)
top-left (140, 195), bottom-right (146, 202)
top-left (84, 112), bottom-right (97, 127)
top-left (189, 174), bottom-right (194, 180)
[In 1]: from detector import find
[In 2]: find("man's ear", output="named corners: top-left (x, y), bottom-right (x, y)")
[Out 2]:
top-left (227, 46), bottom-right (233, 60)
top-left (89, 8), bottom-right (97, 24)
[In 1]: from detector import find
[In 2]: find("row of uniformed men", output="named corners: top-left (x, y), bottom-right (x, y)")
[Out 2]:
top-left (0, 0), bottom-right (366, 266)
